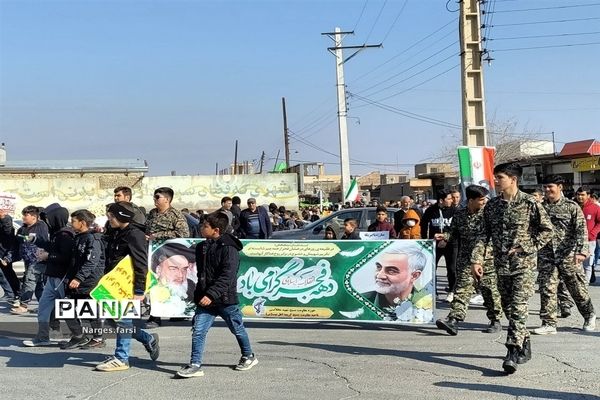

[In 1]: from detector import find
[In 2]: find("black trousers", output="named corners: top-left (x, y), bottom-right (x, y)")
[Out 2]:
top-left (436, 244), bottom-right (457, 292)
top-left (1, 262), bottom-right (20, 296)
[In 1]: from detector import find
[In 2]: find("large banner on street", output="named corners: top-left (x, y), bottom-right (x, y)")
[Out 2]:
top-left (148, 239), bottom-right (436, 324)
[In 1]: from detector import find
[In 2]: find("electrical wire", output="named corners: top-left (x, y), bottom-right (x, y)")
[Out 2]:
top-left (349, 19), bottom-right (456, 84)
top-left (491, 41), bottom-right (600, 52)
top-left (489, 31), bottom-right (600, 41)
top-left (352, 0), bottom-right (369, 32)
top-left (363, 0), bottom-right (387, 43)
top-left (488, 3), bottom-right (600, 13)
top-left (491, 16), bottom-right (600, 27)
top-left (379, 0), bottom-right (408, 44)
top-left (348, 92), bottom-right (462, 129)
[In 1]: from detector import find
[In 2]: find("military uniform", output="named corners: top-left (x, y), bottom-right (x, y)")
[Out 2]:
top-left (445, 207), bottom-right (502, 323)
top-left (146, 207), bottom-right (190, 240)
top-left (538, 196), bottom-right (594, 327)
top-left (472, 190), bottom-right (553, 350)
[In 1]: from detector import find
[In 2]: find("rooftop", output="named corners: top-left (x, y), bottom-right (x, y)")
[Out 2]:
top-left (0, 158), bottom-right (148, 173)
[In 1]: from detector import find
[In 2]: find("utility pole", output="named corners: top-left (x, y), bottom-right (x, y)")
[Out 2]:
top-left (258, 151), bottom-right (265, 174)
top-left (459, 0), bottom-right (488, 146)
top-left (282, 97), bottom-right (290, 170)
top-left (322, 28), bottom-right (381, 200)
top-left (233, 139), bottom-right (238, 175)
top-left (215, 162), bottom-right (218, 175)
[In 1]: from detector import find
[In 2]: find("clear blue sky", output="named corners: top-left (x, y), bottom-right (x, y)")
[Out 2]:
top-left (1, 0), bottom-right (599, 176)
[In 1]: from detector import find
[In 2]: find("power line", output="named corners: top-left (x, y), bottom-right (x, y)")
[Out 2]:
top-left (491, 16), bottom-right (600, 27)
top-left (489, 31), bottom-right (600, 41)
top-left (356, 45), bottom-right (458, 98)
top-left (352, 0), bottom-right (369, 32)
top-left (491, 41), bottom-right (600, 52)
top-left (487, 3), bottom-right (600, 13)
top-left (349, 19), bottom-right (456, 84)
top-left (363, 0), bottom-right (387, 43)
top-left (379, 0), bottom-right (408, 44)
top-left (348, 92), bottom-right (461, 129)
top-left (375, 62), bottom-right (460, 102)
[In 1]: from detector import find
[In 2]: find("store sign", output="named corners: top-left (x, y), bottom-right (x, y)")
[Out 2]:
top-left (571, 156), bottom-right (600, 172)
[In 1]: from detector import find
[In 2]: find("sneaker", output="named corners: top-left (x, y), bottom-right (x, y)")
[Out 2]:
top-left (532, 324), bottom-right (557, 335)
top-left (145, 320), bottom-right (161, 329)
top-left (445, 292), bottom-right (454, 303)
top-left (583, 314), bottom-right (596, 332)
top-left (235, 354), bottom-right (258, 371)
top-left (469, 294), bottom-right (485, 305)
top-left (10, 305), bottom-right (28, 315)
top-left (23, 338), bottom-right (53, 347)
top-left (485, 320), bottom-right (502, 334)
top-left (11, 298), bottom-right (20, 307)
top-left (95, 356), bottom-right (130, 372)
top-left (80, 338), bottom-right (106, 349)
top-left (144, 333), bottom-right (160, 361)
top-left (60, 336), bottom-right (91, 350)
top-left (436, 317), bottom-right (459, 336)
top-left (176, 364), bottom-right (204, 378)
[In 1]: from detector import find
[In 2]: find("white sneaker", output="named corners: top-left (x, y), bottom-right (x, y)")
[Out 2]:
top-left (445, 292), bottom-right (454, 303)
top-left (23, 339), bottom-right (53, 347)
top-left (469, 294), bottom-right (485, 305)
top-left (583, 314), bottom-right (596, 332)
top-left (532, 325), bottom-right (557, 335)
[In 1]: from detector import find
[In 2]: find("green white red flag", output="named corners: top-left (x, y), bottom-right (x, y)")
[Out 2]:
top-left (457, 146), bottom-right (496, 195)
top-left (344, 178), bottom-right (360, 203)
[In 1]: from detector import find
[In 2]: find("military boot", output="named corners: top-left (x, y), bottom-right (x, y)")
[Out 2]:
top-left (502, 345), bottom-right (519, 374)
top-left (517, 337), bottom-right (532, 364)
top-left (435, 317), bottom-right (459, 336)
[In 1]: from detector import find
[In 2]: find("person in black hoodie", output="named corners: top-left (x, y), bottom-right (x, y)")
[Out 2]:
top-left (60, 209), bottom-right (107, 350)
top-left (421, 189), bottom-right (457, 300)
top-left (10, 206), bottom-right (50, 314)
top-left (22, 203), bottom-right (75, 347)
top-left (176, 213), bottom-right (256, 378)
top-left (95, 202), bottom-right (159, 372)
top-left (0, 209), bottom-right (19, 301)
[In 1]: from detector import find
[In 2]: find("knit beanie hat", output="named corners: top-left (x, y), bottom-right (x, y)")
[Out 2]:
top-left (107, 202), bottom-right (135, 223)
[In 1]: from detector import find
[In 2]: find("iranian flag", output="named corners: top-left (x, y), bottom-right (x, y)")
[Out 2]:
top-left (344, 178), bottom-right (360, 203)
top-left (457, 146), bottom-right (496, 194)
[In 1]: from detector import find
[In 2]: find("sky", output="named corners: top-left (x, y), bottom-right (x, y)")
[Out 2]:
top-left (1, 0), bottom-right (599, 177)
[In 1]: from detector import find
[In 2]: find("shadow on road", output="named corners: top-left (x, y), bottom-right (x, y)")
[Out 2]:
top-left (434, 381), bottom-right (600, 400)
top-left (260, 340), bottom-right (506, 377)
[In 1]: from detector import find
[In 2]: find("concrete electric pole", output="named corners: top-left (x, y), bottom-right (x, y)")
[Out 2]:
top-left (322, 28), bottom-right (381, 200)
top-left (459, 0), bottom-right (488, 146)
top-left (282, 97), bottom-right (290, 170)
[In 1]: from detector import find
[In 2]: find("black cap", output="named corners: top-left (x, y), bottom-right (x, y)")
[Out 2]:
top-left (107, 202), bottom-right (135, 223)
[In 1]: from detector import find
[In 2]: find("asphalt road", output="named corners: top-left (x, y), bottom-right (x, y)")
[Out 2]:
top-left (1, 269), bottom-right (599, 400)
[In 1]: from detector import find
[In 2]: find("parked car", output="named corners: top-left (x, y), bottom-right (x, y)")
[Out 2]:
top-left (271, 207), bottom-right (398, 240)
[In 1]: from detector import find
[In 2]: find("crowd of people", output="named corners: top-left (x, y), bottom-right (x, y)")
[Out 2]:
top-left (1, 161), bottom-right (599, 376)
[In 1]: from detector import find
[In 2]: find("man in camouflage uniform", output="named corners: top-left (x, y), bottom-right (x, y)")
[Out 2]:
top-left (435, 185), bottom-right (502, 335)
top-left (146, 187), bottom-right (190, 241)
top-left (145, 186), bottom-right (190, 328)
top-left (471, 162), bottom-right (553, 374)
top-left (532, 175), bottom-right (596, 335)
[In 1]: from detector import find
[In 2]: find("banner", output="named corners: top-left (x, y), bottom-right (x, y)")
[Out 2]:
top-left (147, 239), bottom-right (436, 324)
top-left (0, 192), bottom-right (17, 214)
top-left (457, 146), bottom-right (496, 196)
top-left (90, 256), bottom-right (156, 301)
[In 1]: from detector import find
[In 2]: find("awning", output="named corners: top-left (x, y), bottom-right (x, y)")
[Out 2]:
top-left (559, 139), bottom-right (600, 157)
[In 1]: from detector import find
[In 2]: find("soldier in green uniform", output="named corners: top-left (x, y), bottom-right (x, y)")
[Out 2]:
top-left (471, 162), bottom-right (553, 374)
top-left (435, 185), bottom-right (502, 335)
top-left (532, 175), bottom-right (596, 335)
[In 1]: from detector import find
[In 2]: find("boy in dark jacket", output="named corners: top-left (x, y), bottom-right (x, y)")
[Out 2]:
top-left (61, 210), bottom-right (107, 350)
top-left (341, 218), bottom-right (361, 240)
top-left (22, 204), bottom-right (75, 347)
top-left (95, 202), bottom-right (159, 372)
top-left (176, 213), bottom-right (257, 378)
top-left (10, 206), bottom-right (49, 314)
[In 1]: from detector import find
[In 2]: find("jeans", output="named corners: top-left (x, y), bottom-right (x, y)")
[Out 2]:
top-left (583, 241), bottom-right (596, 281)
top-left (36, 276), bottom-right (66, 341)
top-left (190, 304), bottom-right (252, 365)
top-left (1, 262), bottom-right (20, 296)
top-left (114, 318), bottom-right (154, 363)
top-left (19, 263), bottom-right (46, 305)
top-left (0, 267), bottom-right (15, 299)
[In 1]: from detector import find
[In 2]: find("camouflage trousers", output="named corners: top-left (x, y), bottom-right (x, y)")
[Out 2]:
top-left (448, 259), bottom-right (502, 322)
top-left (497, 268), bottom-right (536, 349)
top-left (538, 259), bottom-right (595, 326)
top-left (557, 279), bottom-right (574, 310)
